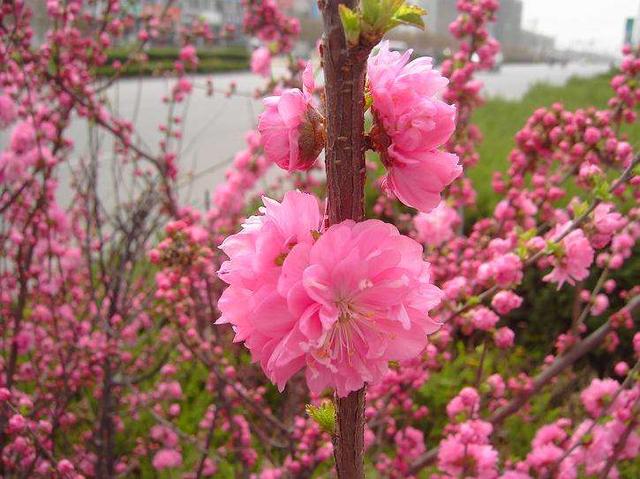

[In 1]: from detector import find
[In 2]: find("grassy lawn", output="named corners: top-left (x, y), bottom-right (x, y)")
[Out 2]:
top-left (469, 72), bottom-right (640, 217)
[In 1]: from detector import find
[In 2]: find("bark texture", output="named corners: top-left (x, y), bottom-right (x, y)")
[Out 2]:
top-left (319, 1), bottom-right (374, 477)
top-left (321, 0), bottom-right (370, 225)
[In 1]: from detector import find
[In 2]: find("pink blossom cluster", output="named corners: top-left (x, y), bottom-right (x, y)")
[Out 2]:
top-left (368, 41), bottom-right (462, 213)
top-left (374, 426), bottom-right (426, 478)
top-left (206, 130), bottom-right (272, 238)
top-left (610, 44), bottom-right (640, 124)
top-left (251, 415), bottom-right (333, 478)
top-left (413, 202), bottom-right (461, 247)
top-left (542, 225), bottom-right (595, 289)
top-left (250, 46), bottom-right (272, 78)
top-left (437, 389), bottom-right (498, 479)
top-left (242, 0), bottom-right (301, 54)
top-left (501, 379), bottom-right (640, 478)
top-left (442, 0), bottom-right (500, 175)
top-left (217, 191), bottom-right (443, 397)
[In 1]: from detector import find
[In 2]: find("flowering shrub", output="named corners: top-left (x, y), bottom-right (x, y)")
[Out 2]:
top-left (0, 0), bottom-right (639, 478)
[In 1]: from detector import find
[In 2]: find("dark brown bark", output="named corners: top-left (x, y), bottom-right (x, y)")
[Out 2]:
top-left (320, 0), bottom-right (370, 225)
top-left (332, 389), bottom-right (366, 479)
top-left (319, 1), bottom-right (375, 477)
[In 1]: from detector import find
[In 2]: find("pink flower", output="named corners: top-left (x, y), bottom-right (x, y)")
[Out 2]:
top-left (10, 121), bottom-right (35, 153)
top-left (413, 202), bottom-right (460, 246)
top-left (593, 204), bottom-right (625, 234)
top-left (525, 444), bottom-right (564, 472)
top-left (500, 472), bottom-right (531, 479)
top-left (179, 44), bottom-right (198, 66)
top-left (487, 374), bottom-right (505, 397)
top-left (258, 64), bottom-right (324, 171)
top-left (274, 219), bottom-right (443, 397)
top-left (367, 41), bottom-right (454, 151)
top-left (438, 420), bottom-right (498, 479)
top-left (368, 41), bottom-right (461, 212)
top-left (543, 226), bottom-right (594, 289)
top-left (172, 78), bottom-right (192, 101)
top-left (0, 94), bottom-right (17, 127)
top-left (614, 361), bottom-right (629, 376)
top-left (218, 198), bottom-right (443, 397)
top-left (442, 276), bottom-right (468, 300)
top-left (471, 306), bottom-right (499, 331)
top-left (57, 459), bottom-right (75, 474)
top-left (591, 203), bottom-right (626, 248)
top-left (531, 419), bottom-right (571, 449)
top-left (0, 388), bottom-right (10, 401)
top-left (494, 327), bottom-right (515, 349)
top-left (8, 414), bottom-right (26, 432)
top-left (394, 426), bottom-right (426, 460)
top-left (251, 46), bottom-right (272, 77)
top-left (580, 378), bottom-right (619, 417)
top-left (590, 293), bottom-right (609, 316)
top-left (382, 150), bottom-right (462, 213)
top-left (447, 387), bottom-right (480, 420)
top-left (584, 126), bottom-right (601, 145)
top-left (491, 290), bottom-right (523, 315)
top-left (477, 253), bottom-right (523, 287)
top-left (217, 191), bottom-right (322, 375)
top-left (152, 449), bottom-right (182, 470)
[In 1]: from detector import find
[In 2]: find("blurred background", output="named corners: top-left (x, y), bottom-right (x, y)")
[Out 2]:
top-left (13, 0), bottom-right (640, 210)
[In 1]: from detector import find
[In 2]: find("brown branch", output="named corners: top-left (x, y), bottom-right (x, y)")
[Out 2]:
top-left (319, 0), bottom-right (378, 477)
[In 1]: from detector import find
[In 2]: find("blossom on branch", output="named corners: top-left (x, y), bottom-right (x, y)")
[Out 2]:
top-left (217, 192), bottom-right (443, 397)
top-left (258, 64), bottom-right (325, 171)
top-left (368, 41), bottom-right (461, 212)
top-left (543, 226), bottom-right (594, 289)
top-left (251, 46), bottom-right (272, 78)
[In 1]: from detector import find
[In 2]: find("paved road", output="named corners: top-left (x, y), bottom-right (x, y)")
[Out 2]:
top-left (1, 62), bottom-right (611, 209)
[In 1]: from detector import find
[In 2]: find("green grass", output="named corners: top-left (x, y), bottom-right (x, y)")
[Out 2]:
top-left (469, 73), bottom-right (640, 217)
top-left (107, 45), bottom-right (250, 63)
top-left (97, 46), bottom-right (250, 77)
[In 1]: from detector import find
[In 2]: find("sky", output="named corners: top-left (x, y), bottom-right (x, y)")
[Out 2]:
top-left (521, 0), bottom-right (639, 56)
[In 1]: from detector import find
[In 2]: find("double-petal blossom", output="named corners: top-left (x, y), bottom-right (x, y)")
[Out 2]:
top-left (368, 41), bottom-right (462, 212)
top-left (217, 192), bottom-right (443, 397)
top-left (258, 64), bottom-right (324, 171)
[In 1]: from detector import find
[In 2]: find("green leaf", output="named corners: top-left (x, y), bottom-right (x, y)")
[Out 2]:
top-left (392, 4), bottom-right (427, 29)
top-left (467, 296), bottom-right (481, 307)
top-left (546, 240), bottom-right (563, 257)
top-left (361, 0), bottom-right (381, 26)
top-left (573, 200), bottom-right (589, 218)
top-left (516, 245), bottom-right (528, 260)
top-left (306, 402), bottom-right (336, 435)
top-left (364, 90), bottom-right (373, 111)
top-left (594, 182), bottom-right (613, 202)
top-left (581, 432), bottom-right (593, 444)
top-left (339, 5), bottom-right (361, 46)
